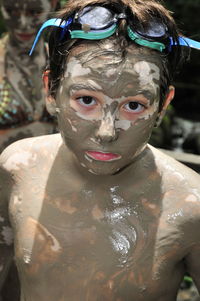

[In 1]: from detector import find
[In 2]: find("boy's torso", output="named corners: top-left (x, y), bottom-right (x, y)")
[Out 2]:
top-left (7, 135), bottom-right (200, 301)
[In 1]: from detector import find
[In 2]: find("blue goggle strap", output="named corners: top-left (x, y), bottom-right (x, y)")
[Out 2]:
top-left (171, 36), bottom-right (200, 50)
top-left (29, 18), bottom-right (72, 56)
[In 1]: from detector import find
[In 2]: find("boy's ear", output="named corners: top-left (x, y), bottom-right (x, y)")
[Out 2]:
top-left (154, 86), bottom-right (175, 128)
top-left (162, 85), bottom-right (175, 111)
top-left (43, 70), bottom-right (57, 116)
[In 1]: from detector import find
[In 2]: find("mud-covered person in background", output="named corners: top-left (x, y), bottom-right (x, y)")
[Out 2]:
top-left (1, 0), bottom-right (200, 301)
top-left (0, 1), bottom-right (60, 300)
top-left (0, 0), bottom-right (60, 153)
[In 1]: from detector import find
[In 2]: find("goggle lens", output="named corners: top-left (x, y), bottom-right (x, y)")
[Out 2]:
top-left (78, 6), bottom-right (115, 30)
top-left (136, 20), bottom-right (167, 39)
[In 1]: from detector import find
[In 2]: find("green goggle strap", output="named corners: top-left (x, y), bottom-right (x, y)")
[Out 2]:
top-left (127, 26), bottom-right (166, 52)
top-left (70, 24), bottom-right (117, 40)
top-left (70, 25), bottom-right (166, 52)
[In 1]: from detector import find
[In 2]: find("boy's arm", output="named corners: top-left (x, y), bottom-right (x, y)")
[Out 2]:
top-left (184, 192), bottom-right (200, 293)
top-left (0, 120), bottom-right (56, 152)
top-left (185, 244), bottom-right (200, 292)
top-left (0, 161), bottom-right (14, 291)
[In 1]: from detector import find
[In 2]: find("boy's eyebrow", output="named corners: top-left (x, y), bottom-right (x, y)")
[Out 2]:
top-left (68, 84), bottom-right (157, 102)
top-left (68, 83), bottom-right (103, 94)
top-left (138, 90), bottom-right (155, 101)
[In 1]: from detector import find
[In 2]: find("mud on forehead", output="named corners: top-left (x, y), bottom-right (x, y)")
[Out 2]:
top-left (64, 39), bottom-right (163, 86)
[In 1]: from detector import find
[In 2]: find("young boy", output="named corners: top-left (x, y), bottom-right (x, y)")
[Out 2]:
top-left (0, 0), bottom-right (200, 300)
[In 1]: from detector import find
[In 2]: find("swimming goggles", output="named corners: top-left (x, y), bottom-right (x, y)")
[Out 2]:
top-left (29, 5), bottom-right (200, 56)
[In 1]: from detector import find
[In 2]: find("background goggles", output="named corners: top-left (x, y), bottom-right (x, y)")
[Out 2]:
top-left (29, 5), bottom-right (200, 56)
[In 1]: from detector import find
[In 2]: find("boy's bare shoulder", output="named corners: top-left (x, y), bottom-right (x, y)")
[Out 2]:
top-left (149, 145), bottom-right (200, 185)
top-left (0, 134), bottom-right (62, 174)
top-left (149, 145), bottom-right (200, 224)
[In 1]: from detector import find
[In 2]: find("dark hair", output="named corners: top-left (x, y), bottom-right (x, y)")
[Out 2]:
top-left (47, 0), bottom-right (188, 110)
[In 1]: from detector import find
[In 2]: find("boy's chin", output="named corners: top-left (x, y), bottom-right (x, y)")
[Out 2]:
top-left (81, 161), bottom-right (123, 176)
top-left (88, 168), bottom-right (117, 176)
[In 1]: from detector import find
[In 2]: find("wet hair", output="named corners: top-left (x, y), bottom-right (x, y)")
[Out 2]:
top-left (47, 0), bottom-right (188, 110)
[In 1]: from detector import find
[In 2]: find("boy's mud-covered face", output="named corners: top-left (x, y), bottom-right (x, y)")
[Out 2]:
top-left (55, 43), bottom-right (162, 175)
top-left (1, 0), bottom-right (51, 45)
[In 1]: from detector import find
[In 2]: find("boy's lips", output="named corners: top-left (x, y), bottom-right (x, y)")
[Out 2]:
top-left (15, 33), bottom-right (35, 41)
top-left (85, 151), bottom-right (121, 162)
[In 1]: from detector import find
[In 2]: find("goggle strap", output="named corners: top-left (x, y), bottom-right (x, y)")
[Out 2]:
top-left (70, 24), bottom-right (117, 40)
top-left (29, 16), bottom-right (200, 56)
top-left (176, 36), bottom-right (200, 50)
top-left (127, 27), bottom-right (166, 52)
top-left (29, 18), bottom-right (72, 56)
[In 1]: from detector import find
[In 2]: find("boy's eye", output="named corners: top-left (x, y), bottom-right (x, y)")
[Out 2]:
top-left (123, 101), bottom-right (145, 113)
top-left (76, 96), bottom-right (97, 107)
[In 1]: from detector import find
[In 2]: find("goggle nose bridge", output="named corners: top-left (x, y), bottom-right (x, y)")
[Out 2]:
top-left (117, 13), bottom-right (127, 20)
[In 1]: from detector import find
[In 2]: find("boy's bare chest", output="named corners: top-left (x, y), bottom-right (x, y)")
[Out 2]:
top-left (9, 176), bottom-right (186, 300)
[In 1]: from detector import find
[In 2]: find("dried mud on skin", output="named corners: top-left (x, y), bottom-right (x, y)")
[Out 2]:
top-left (1, 264), bottom-right (200, 301)
top-left (1, 284), bottom-right (200, 300)
top-left (1, 285), bottom-right (200, 301)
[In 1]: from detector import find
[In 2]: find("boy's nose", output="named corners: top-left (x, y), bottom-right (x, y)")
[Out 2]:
top-left (95, 115), bottom-right (118, 143)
